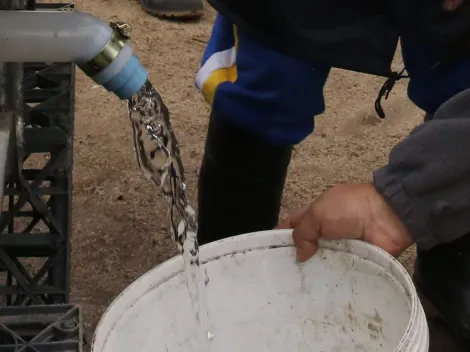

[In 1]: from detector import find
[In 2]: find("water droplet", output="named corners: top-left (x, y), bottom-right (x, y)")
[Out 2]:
top-left (207, 330), bottom-right (215, 341)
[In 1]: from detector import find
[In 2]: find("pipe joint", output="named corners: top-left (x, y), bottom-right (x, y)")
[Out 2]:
top-left (0, 12), bottom-right (149, 100)
top-left (79, 21), bottom-right (131, 77)
top-left (81, 20), bottom-right (148, 100)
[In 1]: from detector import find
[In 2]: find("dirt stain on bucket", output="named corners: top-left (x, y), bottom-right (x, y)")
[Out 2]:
top-left (365, 311), bottom-right (385, 342)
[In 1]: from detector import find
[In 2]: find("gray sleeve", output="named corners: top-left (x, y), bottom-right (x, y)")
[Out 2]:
top-left (373, 88), bottom-right (470, 250)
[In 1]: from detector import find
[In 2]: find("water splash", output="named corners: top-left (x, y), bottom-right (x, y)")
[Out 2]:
top-left (127, 80), bottom-right (213, 349)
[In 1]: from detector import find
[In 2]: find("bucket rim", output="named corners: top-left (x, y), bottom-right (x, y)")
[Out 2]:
top-left (91, 229), bottom-right (419, 352)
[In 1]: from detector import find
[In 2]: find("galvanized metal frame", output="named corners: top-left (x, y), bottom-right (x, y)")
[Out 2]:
top-left (0, 1), bottom-right (76, 306)
top-left (0, 304), bottom-right (83, 352)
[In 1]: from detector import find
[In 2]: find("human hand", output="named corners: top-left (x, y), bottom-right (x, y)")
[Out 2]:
top-left (443, 0), bottom-right (464, 11)
top-left (277, 183), bottom-right (413, 262)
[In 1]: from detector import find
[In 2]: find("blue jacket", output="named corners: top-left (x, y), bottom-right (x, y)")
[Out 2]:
top-left (207, 0), bottom-right (470, 76)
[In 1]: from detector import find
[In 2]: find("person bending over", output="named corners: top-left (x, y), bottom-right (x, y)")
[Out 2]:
top-left (280, 87), bottom-right (470, 349)
top-left (195, 0), bottom-right (470, 347)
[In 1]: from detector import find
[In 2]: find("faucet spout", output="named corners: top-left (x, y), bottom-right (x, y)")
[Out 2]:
top-left (0, 10), bottom-right (149, 100)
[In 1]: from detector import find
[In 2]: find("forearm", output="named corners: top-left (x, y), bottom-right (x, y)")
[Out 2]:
top-left (373, 89), bottom-right (470, 249)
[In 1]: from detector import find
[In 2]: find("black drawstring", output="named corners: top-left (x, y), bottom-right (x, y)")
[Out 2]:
top-left (375, 68), bottom-right (409, 119)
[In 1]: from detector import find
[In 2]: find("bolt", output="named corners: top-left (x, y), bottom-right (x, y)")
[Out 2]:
top-left (60, 320), bottom-right (77, 331)
top-left (110, 21), bottom-right (132, 40)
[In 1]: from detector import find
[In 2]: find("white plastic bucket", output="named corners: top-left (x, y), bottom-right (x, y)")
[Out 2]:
top-left (92, 229), bottom-right (429, 352)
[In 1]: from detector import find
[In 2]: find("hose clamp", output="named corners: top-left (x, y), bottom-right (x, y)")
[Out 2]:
top-left (80, 21), bottom-right (132, 77)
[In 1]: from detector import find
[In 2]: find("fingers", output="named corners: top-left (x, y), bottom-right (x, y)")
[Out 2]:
top-left (276, 204), bottom-right (309, 229)
top-left (277, 204), bottom-right (320, 262)
top-left (276, 217), bottom-right (295, 229)
top-left (292, 205), bottom-right (321, 262)
top-left (295, 238), bottom-right (318, 261)
top-left (443, 0), bottom-right (464, 11)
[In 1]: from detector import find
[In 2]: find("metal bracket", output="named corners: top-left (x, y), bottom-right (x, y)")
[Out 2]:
top-left (0, 304), bottom-right (84, 352)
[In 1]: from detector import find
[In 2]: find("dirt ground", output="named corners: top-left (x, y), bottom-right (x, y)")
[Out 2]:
top-left (50, 0), bottom-right (463, 350)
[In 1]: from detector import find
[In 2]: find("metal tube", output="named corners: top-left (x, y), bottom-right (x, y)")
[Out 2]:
top-left (0, 11), bottom-right (114, 64)
top-left (0, 0), bottom-right (27, 211)
top-left (0, 60), bottom-right (11, 212)
top-left (0, 63), bottom-right (7, 110)
top-left (0, 10), bottom-right (149, 100)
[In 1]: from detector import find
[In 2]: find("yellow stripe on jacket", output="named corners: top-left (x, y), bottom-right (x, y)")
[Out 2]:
top-left (196, 25), bottom-right (239, 105)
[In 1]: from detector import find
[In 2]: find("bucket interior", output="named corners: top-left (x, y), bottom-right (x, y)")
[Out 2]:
top-left (93, 231), bottom-right (414, 352)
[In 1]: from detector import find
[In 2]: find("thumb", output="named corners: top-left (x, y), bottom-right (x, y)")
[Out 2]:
top-left (443, 0), bottom-right (464, 11)
top-left (295, 239), bottom-right (318, 262)
top-left (292, 206), bottom-right (321, 262)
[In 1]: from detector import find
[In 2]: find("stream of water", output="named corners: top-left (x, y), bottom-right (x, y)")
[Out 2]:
top-left (128, 80), bottom-right (213, 350)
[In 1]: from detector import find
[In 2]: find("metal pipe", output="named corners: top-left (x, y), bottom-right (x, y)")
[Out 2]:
top-left (0, 61), bottom-right (11, 213)
top-left (0, 0), bottom-right (27, 213)
top-left (0, 112), bottom-right (12, 211)
top-left (0, 11), bottom-right (149, 100)
top-left (0, 62), bottom-right (7, 110)
top-left (0, 11), bottom-right (112, 64)
top-left (0, 7), bottom-right (150, 214)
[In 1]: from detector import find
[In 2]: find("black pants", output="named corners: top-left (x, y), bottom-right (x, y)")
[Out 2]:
top-left (197, 114), bottom-right (293, 245)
